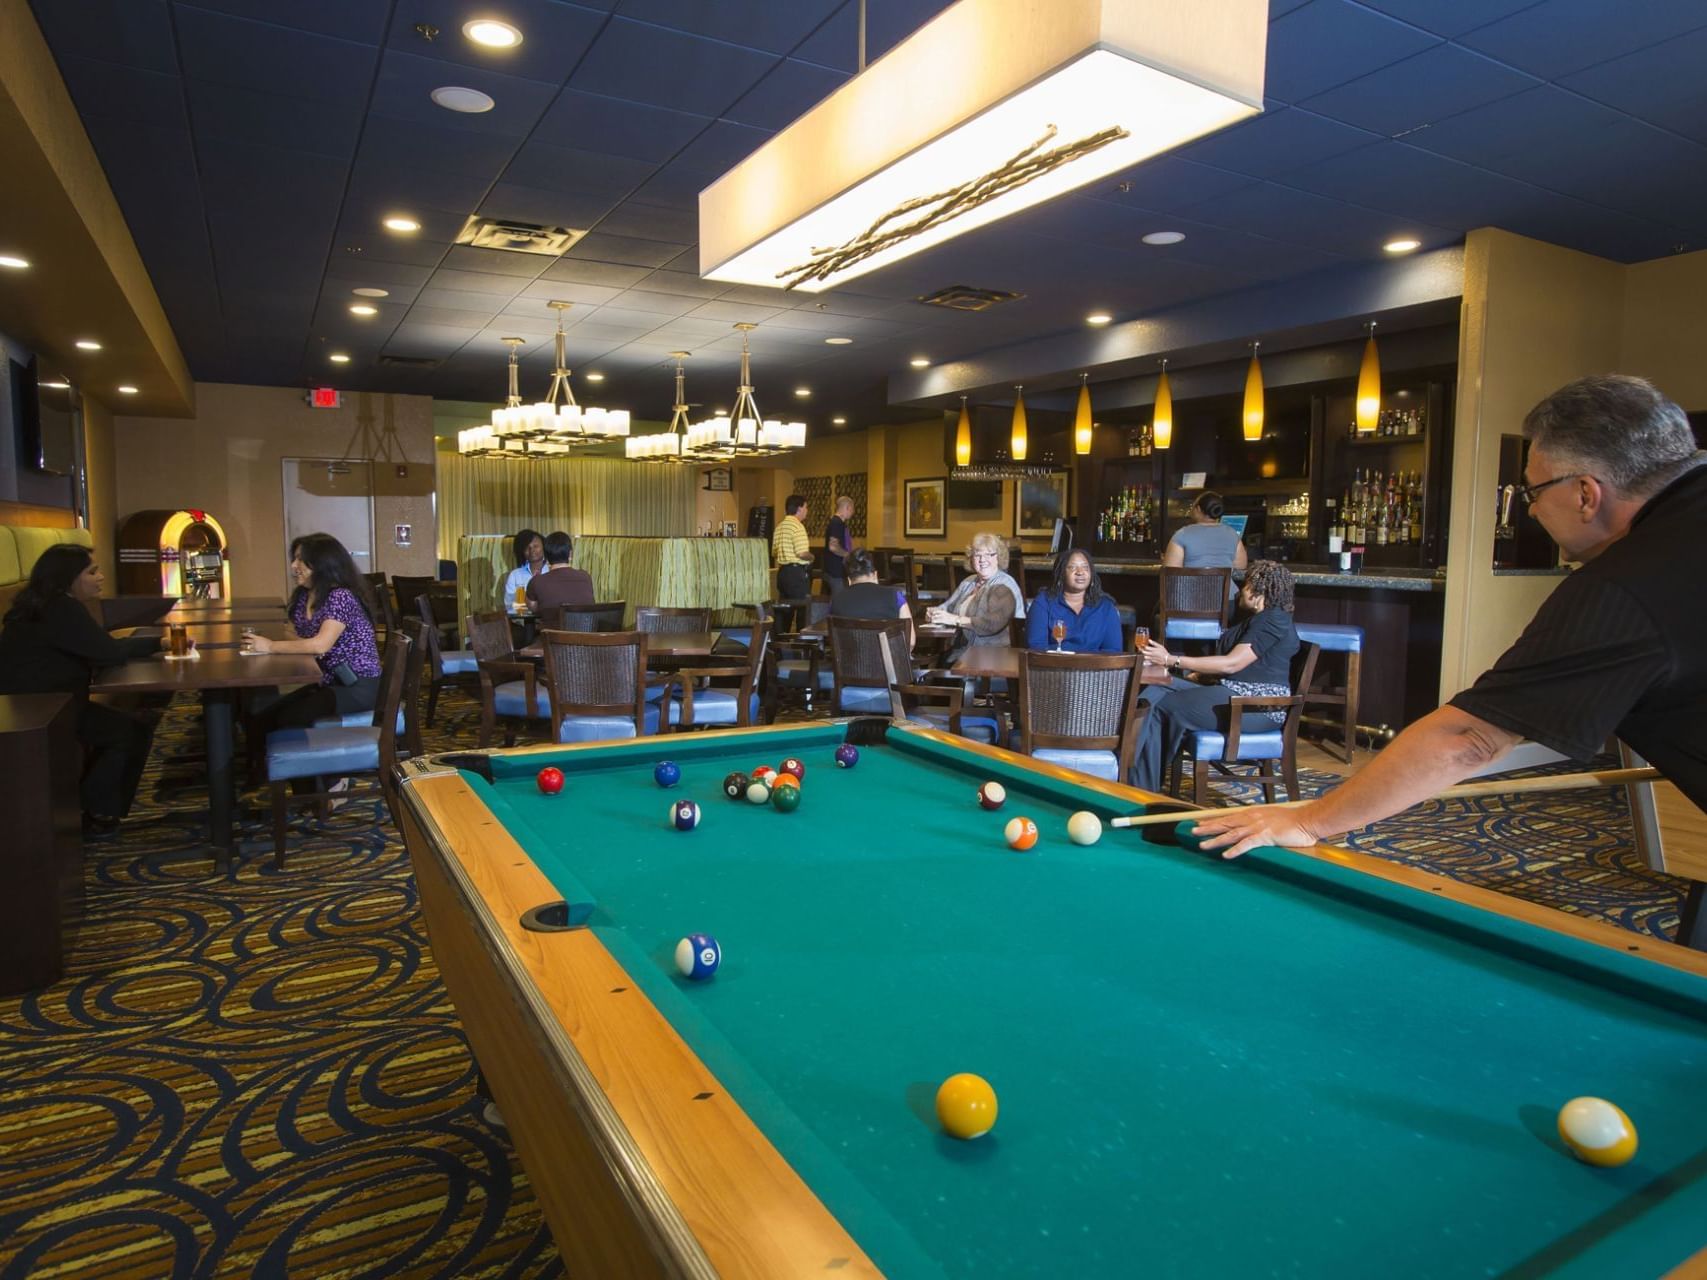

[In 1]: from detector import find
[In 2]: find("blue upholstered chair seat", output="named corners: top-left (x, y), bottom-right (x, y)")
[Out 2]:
top-left (775, 657), bottom-right (834, 690)
top-left (1187, 728), bottom-right (1286, 760)
top-left (905, 711), bottom-right (1002, 745)
top-left (1295, 623), bottom-right (1362, 652)
top-left (440, 649), bottom-right (479, 673)
top-left (556, 703), bottom-right (661, 743)
top-left (266, 726), bottom-right (380, 780)
top-left (493, 680), bottom-right (551, 718)
top-left (314, 708), bottom-right (406, 732)
top-left (714, 628), bottom-right (751, 651)
top-left (669, 689), bottom-right (759, 727)
top-left (837, 685), bottom-right (892, 714)
top-left (1163, 618), bottom-right (1223, 641)
top-left (1030, 747), bottom-right (1119, 780)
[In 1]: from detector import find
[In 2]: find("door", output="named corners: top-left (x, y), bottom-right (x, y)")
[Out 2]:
top-left (281, 458), bottom-right (375, 596)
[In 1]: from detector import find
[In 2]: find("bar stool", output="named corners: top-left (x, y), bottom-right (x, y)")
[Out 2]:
top-left (1295, 622), bottom-right (1364, 763)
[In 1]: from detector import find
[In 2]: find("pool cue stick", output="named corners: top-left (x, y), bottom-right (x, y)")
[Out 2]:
top-left (1109, 766), bottom-right (1663, 830)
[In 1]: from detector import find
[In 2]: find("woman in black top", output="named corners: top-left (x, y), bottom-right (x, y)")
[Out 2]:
top-left (0, 544), bottom-right (162, 832)
top-left (829, 549), bottom-right (914, 647)
top-left (1129, 560), bottom-right (1301, 793)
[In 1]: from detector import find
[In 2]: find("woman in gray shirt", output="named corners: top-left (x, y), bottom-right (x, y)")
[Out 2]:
top-left (1164, 492), bottom-right (1247, 584)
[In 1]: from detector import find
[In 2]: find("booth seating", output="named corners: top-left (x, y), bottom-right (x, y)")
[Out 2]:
top-left (1295, 623), bottom-right (1365, 763)
top-left (0, 523), bottom-right (94, 616)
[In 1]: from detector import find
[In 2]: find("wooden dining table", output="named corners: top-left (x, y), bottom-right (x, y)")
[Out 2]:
top-left (949, 646), bottom-right (1172, 684)
top-left (134, 620), bottom-right (297, 648)
top-left (92, 649), bottom-right (323, 868)
top-left (162, 602), bottom-right (290, 626)
top-left (517, 630), bottom-right (721, 662)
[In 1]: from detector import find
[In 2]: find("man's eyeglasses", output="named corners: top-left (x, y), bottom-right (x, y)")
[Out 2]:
top-left (1517, 473), bottom-right (1590, 507)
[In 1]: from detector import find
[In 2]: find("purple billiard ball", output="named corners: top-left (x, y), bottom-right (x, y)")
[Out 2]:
top-left (834, 744), bottom-right (859, 769)
top-left (671, 799), bottom-right (701, 831)
top-left (675, 932), bottom-right (721, 979)
top-left (654, 760), bottom-right (682, 788)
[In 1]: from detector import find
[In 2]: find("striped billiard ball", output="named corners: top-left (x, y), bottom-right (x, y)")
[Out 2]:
top-left (675, 933), bottom-right (721, 979)
top-left (671, 799), bottom-right (701, 831)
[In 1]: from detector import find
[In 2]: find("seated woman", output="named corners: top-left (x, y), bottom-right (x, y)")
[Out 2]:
top-left (926, 531), bottom-right (1026, 655)
top-left (0, 544), bottom-right (162, 835)
top-left (502, 528), bottom-right (545, 615)
top-left (243, 533), bottom-right (383, 730)
top-left (1026, 549), bottom-right (1122, 652)
top-left (1130, 560), bottom-right (1300, 793)
top-left (829, 548), bottom-right (914, 648)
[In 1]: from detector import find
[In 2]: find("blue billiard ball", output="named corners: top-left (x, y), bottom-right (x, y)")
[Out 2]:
top-left (671, 799), bottom-right (701, 831)
top-left (834, 744), bottom-right (859, 769)
top-left (675, 932), bottom-right (721, 979)
top-left (654, 760), bottom-right (682, 788)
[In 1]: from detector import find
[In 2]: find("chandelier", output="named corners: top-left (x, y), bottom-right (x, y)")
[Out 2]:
top-left (679, 323), bottom-right (805, 458)
top-left (456, 301), bottom-right (630, 458)
top-left (625, 352), bottom-right (693, 462)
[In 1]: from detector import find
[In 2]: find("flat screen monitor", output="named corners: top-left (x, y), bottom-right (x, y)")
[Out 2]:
top-left (1222, 514), bottom-right (1249, 539)
top-left (1049, 517), bottom-right (1073, 557)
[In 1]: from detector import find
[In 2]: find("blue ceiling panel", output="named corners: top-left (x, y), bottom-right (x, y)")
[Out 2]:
top-left (790, 0), bottom-right (957, 72)
top-left (405, 306), bottom-right (505, 331)
top-left (669, 119), bottom-right (776, 179)
top-left (1094, 156), bottom-right (1259, 216)
top-left (423, 269), bottom-right (530, 298)
top-left (27, 0), bottom-right (178, 75)
top-left (353, 114), bottom-right (515, 180)
top-left (380, 0), bottom-right (610, 84)
top-left (1499, 123), bottom-right (1707, 232)
top-left (324, 259), bottom-right (435, 288)
top-left (637, 270), bottom-right (726, 300)
top-left (438, 246), bottom-right (547, 279)
top-left (369, 51), bottom-right (560, 138)
top-left (1458, 0), bottom-right (1707, 79)
top-left (333, 230), bottom-right (454, 270)
top-left (385, 322), bottom-right (482, 355)
top-left (417, 286), bottom-right (530, 313)
top-left (500, 140), bottom-right (657, 198)
top-left (603, 290), bottom-right (700, 317)
top-left (172, 6), bottom-right (377, 108)
top-left (624, 161), bottom-right (716, 211)
top-left (535, 259), bottom-right (652, 288)
top-left (723, 58), bottom-right (849, 131)
top-left (614, 0), bottom-right (841, 54)
top-left (55, 57), bottom-right (187, 130)
top-left (512, 279), bottom-right (625, 306)
top-left (344, 163), bottom-right (497, 221)
top-left (1174, 107), bottom-right (1379, 180)
top-left (1561, 25), bottom-right (1707, 146)
top-left (1263, 0), bottom-right (1440, 103)
top-left (1355, 0), bottom-right (1544, 38)
top-left (1300, 44), bottom-right (1540, 137)
top-left (590, 203), bottom-right (698, 244)
top-left (182, 0), bottom-right (391, 43)
top-left (186, 79), bottom-right (364, 159)
top-left (198, 142), bottom-right (348, 267)
top-left (1405, 85), bottom-right (1624, 168)
top-left (1502, 200), bottom-right (1691, 263)
top-left (1178, 180), bottom-right (1455, 259)
top-left (562, 232), bottom-right (687, 267)
top-left (530, 89), bottom-right (710, 162)
top-left (567, 19), bottom-right (774, 118)
top-left (478, 183), bottom-right (620, 228)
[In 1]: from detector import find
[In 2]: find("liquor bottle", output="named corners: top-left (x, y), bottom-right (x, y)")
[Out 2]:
top-left (1139, 422), bottom-right (1153, 457)
top-left (1375, 501), bottom-right (1388, 546)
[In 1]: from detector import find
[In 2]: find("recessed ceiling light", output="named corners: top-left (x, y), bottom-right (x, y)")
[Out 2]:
top-left (909, 357), bottom-right (930, 368)
top-left (349, 304), bottom-right (379, 317)
top-left (75, 339), bottom-right (102, 351)
top-left (824, 336), bottom-right (853, 345)
top-left (584, 372), bottom-right (605, 382)
top-left (1384, 237), bottom-right (1422, 254)
top-left (1085, 312), bottom-right (1113, 326)
top-left (463, 18), bottom-right (522, 48)
top-left (116, 385), bottom-right (139, 395)
top-left (832, 416), bottom-right (847, 425)
top-left (329, 353), bottom-right (351, 364)
top-left (794, 386), bottom-right (811, 398)
top-left (382, 216), bottom-right (420, 233)
top-left (1142, 230), bottom-right (1186, 245)
top-left (431, 86), bottom-right (496, 114)
top-left (352, 287), bottom-right (389, 298)
top-left (0, 254), bottom-right (29, 269)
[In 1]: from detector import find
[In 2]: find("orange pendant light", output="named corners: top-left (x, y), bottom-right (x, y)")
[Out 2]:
top-left (1152, 359), bottom-right (1173, 449)
top-left (955, 395), bottom-right (972, 466)
top-left (1074, 374), bottom-right (1093, 455)
top-left (1242, 341), bottom-right (1264, 442)
top-left (1010, 385), bottom-right (1028, 461)
top-left (1356, 321), bottom-right (1381, 433)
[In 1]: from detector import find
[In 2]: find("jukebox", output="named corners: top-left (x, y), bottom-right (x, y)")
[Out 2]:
top-left (116, 509), bottom-right (232, 599)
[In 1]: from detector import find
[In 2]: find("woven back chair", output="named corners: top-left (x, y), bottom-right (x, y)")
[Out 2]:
top-left (470, 611), bottom-right (545, 747)
top-left (1159, 567), bottom-right (1232, 639)
top-left (1016, 651), bottom-right (1144, 781)
top-left (1173, 642), bottom-right (1321, 804)
top-left (671, 618), bottom-right (772, 730)
top-left (536, 629), bottom-right (664, 743)
top-left (468, 611), bottom-right (515, 661)
top-left (635, 606), bottom-right (711, 634)
top-left (549, 601), bottom-right (627, 632)
top-left (828, 616), bottom-right (911, 708)
top-left (417, 591), bottom-right (478, 727)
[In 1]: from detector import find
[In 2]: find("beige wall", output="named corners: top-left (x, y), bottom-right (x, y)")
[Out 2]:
top-left (1622, 248), bottom-right (1707, 411)
top-left (115, 382), bottom-right (438, 596)
top-left (81, 392), bottom-right (116, 577)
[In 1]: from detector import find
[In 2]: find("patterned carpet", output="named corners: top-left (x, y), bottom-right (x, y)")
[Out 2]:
top-left (0, 690), bottom-right (1692, 1277)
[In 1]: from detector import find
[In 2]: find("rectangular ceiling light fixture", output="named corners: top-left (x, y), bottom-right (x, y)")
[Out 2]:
top-left (699, 0), bottom-right (1265, 293)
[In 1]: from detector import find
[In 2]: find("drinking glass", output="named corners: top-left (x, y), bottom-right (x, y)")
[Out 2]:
top-left (1050, 619), bottom-right (1067, 652)
top-left (168, 624), bottom-right (188, 657)
top-left (1132, 626), bottom-right (1150, 655)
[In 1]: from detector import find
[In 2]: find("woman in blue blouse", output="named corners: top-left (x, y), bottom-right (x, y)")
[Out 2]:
top-left (1026, 549), bottom-right (1122, 653)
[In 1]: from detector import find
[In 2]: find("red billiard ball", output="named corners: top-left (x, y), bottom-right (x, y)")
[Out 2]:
top-left (536, 767), bottom-right (565, 795)
top-left (752, 765), bottom-right (777, 787)
top-left (778, 757), bottom-right (805, 781)
top-left (977, 781), bottom-right (1006, 810)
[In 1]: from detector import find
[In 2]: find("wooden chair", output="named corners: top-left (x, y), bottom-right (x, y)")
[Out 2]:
top-left (391, 575), bottom-right (436, 630)
top-left (766, 599), bottom-right (834, 718)
top-left (1169, 643), bottom-right (1322, 804)
top-left (418, 592), bottom-right (478, 728)
top-left (669, 619), bottom-right (771, 730)
top-left (1158, 567), bottom-right (1232, 645)
top-left (635, 606), bottom-right (711, 634)
top-left (1014, 651), bottom-right (1144, 782)
top-left (470, 610), bottom-right (547, 747)
top-left (534, 630), bottom-right (681, 743)
top-left (836, 617), bottom-right (1001, 743)
top-left (547, 601), bottom-right (626, 632)
top-left (884, 550), bottom-right (918, 614)
top-left (363, 572), bottom-right (397, 641)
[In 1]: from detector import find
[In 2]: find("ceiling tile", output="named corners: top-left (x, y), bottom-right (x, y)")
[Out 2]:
top-left (723, 57), bottom-right (848, 131)
top-left (534, 259), bottom-right (653, 287)
top-left (1098, 157), bottom-right (1259, 215)
top-left (614, 0), bottom-right (841, 54)
top-left (1175, 107), bottom-right (1379, 180)
top-left (416, 286), bottom-right (527, 312)
top-left (501, 139), bottom-right (658, 197)
top-left (1560, 25), bottom-right (1707, 146)
top-left (425, 268), bottom-right (530, 298)
top-left (589, 203), bottom-right (698, 243)
top-left (790, 0), bottom-right (957, 72)
top-left (27, 0), bottom-right (178, 74)
top-left (56, 56), bottom-right (187, 129)
top-left (637, 270), bottom-right (726, 300)
top-left (515, 279), bottom-right (626, 305)
top-left (531, 88), bottom-right (712, 161)
top-left (478, 183), bottom-right (619, 228)
top-left (369, 49), bottom-right (560, 137)
top-left (173, 5), bottom-right (377, 108)
top-left (1300, 44), bottom-right (1539, 137)
top-left (568, 18), bottom-right (775, 117)
top-left (1459, 0), bottom-right (1707, 79)
top-left (186, 79), bottom-right (364, 158)
top-left (1263, 0), bottom-right (1441, 103)
top-left (1354, 0), bottom-right (1543, 38)
top-left (563, 232), bottom-right (688, 267)
top-left (380, 0), bottom-right (609, 83)
top-left (404, 305), bottom-right (503, 329)
top-left (182, 0), bottom-right (391, 42)
top-left (688, 300), bottom-right (786, 324)
top-left (600, 290), bottom-right (698, 317)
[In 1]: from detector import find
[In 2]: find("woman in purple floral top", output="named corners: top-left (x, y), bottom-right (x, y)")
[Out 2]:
top-left (245, 534), bottom-right (383, 728)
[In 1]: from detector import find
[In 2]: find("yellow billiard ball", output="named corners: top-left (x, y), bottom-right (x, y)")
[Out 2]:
top-left (935, 1072), bottom-right (998, 1140)
top-left (1557, 1096), bottom-right (1637, 1167)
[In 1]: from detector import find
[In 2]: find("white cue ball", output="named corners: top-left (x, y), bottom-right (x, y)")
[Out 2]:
top-left (1067, 811), bottom-right (1103, 846)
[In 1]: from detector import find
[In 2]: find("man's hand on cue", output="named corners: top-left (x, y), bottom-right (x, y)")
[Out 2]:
top-left (1189, 804), bottom-right (1327, 860)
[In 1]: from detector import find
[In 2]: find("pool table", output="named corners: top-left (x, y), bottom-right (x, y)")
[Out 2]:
top-left (396, 721), bottom-right (1707, 1279)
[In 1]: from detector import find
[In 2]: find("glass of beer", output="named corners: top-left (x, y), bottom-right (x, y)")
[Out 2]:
top-left (168, 624), bottom-right (188, 657)
top-left (515, 586), bottom-right (528, 611)
top-left (1133, 626), bottom-right (1150, 659)
top-left (1050, 619), bottom-right (1067, 652)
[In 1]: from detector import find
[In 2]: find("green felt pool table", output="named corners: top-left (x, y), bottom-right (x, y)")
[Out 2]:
top-left (396, 721), bottom-right (1707, 1280)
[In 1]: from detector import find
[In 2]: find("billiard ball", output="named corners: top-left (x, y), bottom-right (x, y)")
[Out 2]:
top-left (771, 782), bottom-right (801, 812)
top-left (778, 757), bottom-right (805, 781)
top-left (654, 760), bottom-right (681, 788)
top-left (745, 779), bottom-right (772, 805)
top-left (535, 767), bottom-right (564, 795)
top-left (834, 744), bottom-right (859, 769)
top-left (752, 765), bottom-right (777, 787)
top-left (771, 773), bottom-right (800, 793)
top-left (1557, 1097), bottom-right (1638, 1167)
top-left (723, 771), bottom-right (750, 801)
top-left (977, 781), bottom-right (1006, 810)
top-left (1004, 816), bottom-right (1039, 851)
top-left (671, 799), bottom-right (701, 831)
top-left (935, 1073), bottom-right (998, 1140)
top-left (1067, 811), bottom-right (1103, 846)
top-left (675, 933), bottom-right (721, 980)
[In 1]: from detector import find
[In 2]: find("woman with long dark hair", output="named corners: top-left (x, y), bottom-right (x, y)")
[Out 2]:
top-left (243, 533), bottom-right (382, 728)
top-left (1026, 548), bottom-right (1122, 652)
top-left (0, 544), bottom-right (162, 833)
top-left (503, 528), bottom-right (545, 615)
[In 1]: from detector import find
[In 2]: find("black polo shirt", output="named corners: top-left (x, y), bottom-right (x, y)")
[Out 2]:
top-left (1449, 459), bottom-right (1707, 812)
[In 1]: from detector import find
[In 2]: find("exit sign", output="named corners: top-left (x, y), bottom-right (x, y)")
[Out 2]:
top-left (307, 387), bottom-right (342, 409)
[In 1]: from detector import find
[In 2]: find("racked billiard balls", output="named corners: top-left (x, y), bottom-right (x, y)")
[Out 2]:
top-left (771, 782), bottom-right (801, 812)
top-left (654, 760), bottom-right (681, 788)
top-left (771, 772), bottom-right (800, 792)
top-left (834, 744), bottom-right (859, 769)
top-left (778, 757), bottom-right (805, 781)
top-left (977, 781), bottom-right (1006, 810)
top-left (1004, 816), bottom-right (1039, 851)
top-left (935, 1072), bottom-right (998, 1140)
top-left (723, 771), bottom-right (750, 801)
top-left (751, 765), bottom-right (777, 787)
top-left (536, 766), bottom-right (564, 795)
top-left (671, 799), bottom-right (701, 831)
top-left (675, 933), bottom-right (721, 980)
top-left (745, 779), bottom-right (772, 805)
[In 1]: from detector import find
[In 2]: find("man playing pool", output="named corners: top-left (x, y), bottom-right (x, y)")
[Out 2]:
top-left (1194, 375), bottom-right (1706, 866)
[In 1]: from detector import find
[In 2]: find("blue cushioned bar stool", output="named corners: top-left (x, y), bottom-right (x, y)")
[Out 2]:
top-left (1295, 623), bottom-right (1364, 763)
top-left (1169, 644), bottom-right (1320, 804)
top-left (1015, 650), bottom-right (1144, 782)
top-left (1158, 566), bottom-right (1232, 647)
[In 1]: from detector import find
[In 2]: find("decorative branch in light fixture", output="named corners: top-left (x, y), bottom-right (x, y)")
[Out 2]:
top-left (1010, 386), bottom-right (1028, 462)
top-left (1356, 321), bottom-right (1381, 434)
top-left (1152, 358), bottom-right (1173, 449)
top-left (1242, 341), bottom-right (1264, 442)
top-left (1074, 373), bottom-right (1094, 455)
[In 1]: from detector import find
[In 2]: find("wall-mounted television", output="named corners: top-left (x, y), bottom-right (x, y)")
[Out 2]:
top-left (9, 356), bottom-right (78, 476)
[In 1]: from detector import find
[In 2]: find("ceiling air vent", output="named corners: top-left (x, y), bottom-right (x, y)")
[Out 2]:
top-left (916, 285), bottom-right (1024, 312)
top-left (378, 354), bottom-right (440, 370)
top-left (457, 216), bottom-right (585, 257)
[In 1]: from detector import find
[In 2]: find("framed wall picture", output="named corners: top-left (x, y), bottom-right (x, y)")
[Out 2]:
top-left (1015, 471), bottom-right (1070, 539)
top-left (903, 476), bottom-right (948, 539)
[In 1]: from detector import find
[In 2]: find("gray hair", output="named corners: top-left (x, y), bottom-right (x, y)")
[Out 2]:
top-left (964, 531), bottom-right (1008, 572)
top-left (1522, 375), bottom-right (1697, 498)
